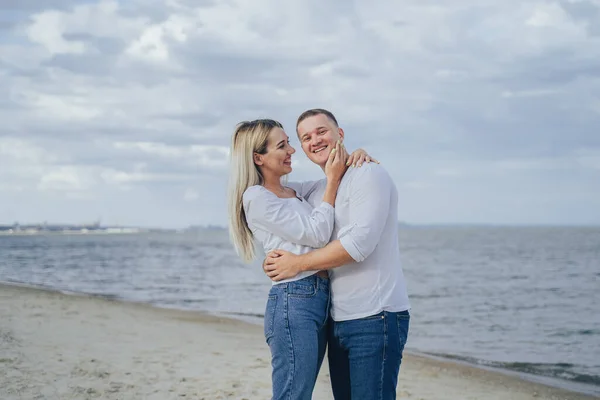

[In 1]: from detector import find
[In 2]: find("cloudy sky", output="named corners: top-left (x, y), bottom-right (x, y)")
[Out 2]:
top-left (1, 0), bottom-right (599, 228)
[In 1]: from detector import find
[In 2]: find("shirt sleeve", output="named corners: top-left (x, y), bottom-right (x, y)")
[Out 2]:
top-left (338, 164), bottom-right (393, 262)
top-left (244, 187), bottom-right (335, 248)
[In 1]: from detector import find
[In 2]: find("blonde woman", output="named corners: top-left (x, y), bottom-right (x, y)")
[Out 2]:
top-left (228, 119), bottom-right (373, 399)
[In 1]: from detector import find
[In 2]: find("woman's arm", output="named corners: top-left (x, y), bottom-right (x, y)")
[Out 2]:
top-left (245, 188), bottom-right (334, 248)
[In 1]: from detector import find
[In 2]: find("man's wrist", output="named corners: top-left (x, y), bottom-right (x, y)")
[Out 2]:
top-left (296, 254), bottom-right (310, 272)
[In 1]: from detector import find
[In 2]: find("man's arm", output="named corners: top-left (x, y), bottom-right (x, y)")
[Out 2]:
top-left (264, 240), bottom-right (354, 280)
top-left (299, 240), bottom-right (353, 270)
top-left (336, 164), bottom-right (392, 262)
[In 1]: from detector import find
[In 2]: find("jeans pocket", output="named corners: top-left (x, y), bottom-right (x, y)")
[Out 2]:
top-left (264, 294), bottom-right (277, 341)
top-left (396, 311), bottom-right (410, 347)
top-left (287, 280), bottom-right (317, 297)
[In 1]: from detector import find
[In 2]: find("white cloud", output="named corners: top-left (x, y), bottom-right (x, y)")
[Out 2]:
top-left (99, 169), bottom-right (191, 184)
top-left (27, 92), bottom-right (103, 120)
top-left (37, 166), bottom-right (94, 192)
top-left (113, 142), bottom-right (229, 168)
top-left (27, 10), bottom-right (87, 55)
top-left (501, 88), bottom-right (562, 98)
top-left (0, 138), bottom-right (58, 164)
top-left (125, 14), bottom-right (192, 63)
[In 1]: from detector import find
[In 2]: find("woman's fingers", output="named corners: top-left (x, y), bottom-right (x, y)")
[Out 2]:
top-left (332, 140), bottom-right (341, 163)
top-left (346, 152), bottom-right (354, 166)
top-left (357, 153), bottom-right (365, 167)
top-left (328, 145), bottom-right (337, 162)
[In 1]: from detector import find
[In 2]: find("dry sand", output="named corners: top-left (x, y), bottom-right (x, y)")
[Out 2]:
top-left (0, 283), bottom-right (597, 400)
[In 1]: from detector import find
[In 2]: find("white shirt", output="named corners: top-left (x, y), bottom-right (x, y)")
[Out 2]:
top-left (242, 185), bottom-right (335, 285)
top-left (290, 163), bottom-right (411, 322)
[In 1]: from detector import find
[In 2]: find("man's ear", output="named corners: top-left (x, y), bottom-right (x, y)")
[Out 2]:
top-left (338, 127), bottom-right (345, 141)
top-left (253, 153), bottom-right (264, 166)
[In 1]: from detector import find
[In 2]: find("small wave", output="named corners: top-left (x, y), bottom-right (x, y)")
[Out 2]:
top-left (0, 280), bottom-right (124, 302)
top-left (222, 311), bottom-right (265, 319)
top-left (84, 292), bottom-right (123, 301)
top-left (407, 293), bottom-right (445, 300)
top-left (424, 352), bottom-right (600, 389)
top-left (549, 329), bottom-right (600, 338)
top-left (180, 299), bottom-right (208, 304)
top-left (509, 275), bottom-right (529, 280)
top-left (578, 329), bottom-right (600, 336)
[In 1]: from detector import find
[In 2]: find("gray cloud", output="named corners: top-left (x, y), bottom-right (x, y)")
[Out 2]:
top-left (1, 0), bottom-right (599, 227)
top-left (1, 0), bottom-right (77, 11)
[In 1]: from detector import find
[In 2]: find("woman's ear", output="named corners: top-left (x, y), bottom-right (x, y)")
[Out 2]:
top-left (253, 152), bottom-right (264, 166)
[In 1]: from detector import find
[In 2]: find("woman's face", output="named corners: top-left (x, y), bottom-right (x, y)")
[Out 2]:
top-left (255, 127), bottom-right (296, 177)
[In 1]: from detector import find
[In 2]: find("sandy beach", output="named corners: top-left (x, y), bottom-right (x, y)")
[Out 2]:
top-left (0, 284), bottom-right (596, 400)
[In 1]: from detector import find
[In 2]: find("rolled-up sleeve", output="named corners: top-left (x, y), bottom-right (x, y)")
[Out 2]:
top-left (244, 187), bottom-right (334, 248)
top-left (338, 165), bottom-right (392, 262)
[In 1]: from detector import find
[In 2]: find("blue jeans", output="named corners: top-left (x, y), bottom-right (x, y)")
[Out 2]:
top-left (264, 274), bottom-right (330, 400)
top-left (328, 310), bottom-right (410, 400)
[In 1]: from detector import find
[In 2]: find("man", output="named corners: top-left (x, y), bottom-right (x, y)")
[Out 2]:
top-left (263, 108), bottom-right (411, 400)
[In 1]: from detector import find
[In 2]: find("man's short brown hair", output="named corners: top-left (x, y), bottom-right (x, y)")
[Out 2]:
top-left (296, 108), bottom-right (339, 129)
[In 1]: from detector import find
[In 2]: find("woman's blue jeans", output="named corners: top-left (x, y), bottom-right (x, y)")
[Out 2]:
top-left (264, 274), bottom-right (330, 400)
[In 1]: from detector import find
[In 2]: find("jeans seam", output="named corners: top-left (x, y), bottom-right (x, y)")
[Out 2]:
top-left (265, 294), bottom-right (277, 341)
top-left (284, 289), bottom-right (295, 400)
top-left (380, 312), bottom-right (387, 400)
top-left (325, 286), bottom-right (331, 329)
top-left (320, 279), bottom-right (330, 329)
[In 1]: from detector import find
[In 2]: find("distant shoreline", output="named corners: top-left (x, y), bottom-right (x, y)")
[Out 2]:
top-left (2, 224), bottom-right (599, 236)
top-left (0, 228), bottom-right (171, 236)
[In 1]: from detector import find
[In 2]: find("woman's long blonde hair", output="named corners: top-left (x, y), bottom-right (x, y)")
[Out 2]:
top-left (228, 119), bottom-right (283, 262)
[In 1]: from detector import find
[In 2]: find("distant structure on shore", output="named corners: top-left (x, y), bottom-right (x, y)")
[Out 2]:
top-left (183, 224), bottom-right (224, 232)
top-left (0, 221), bottom-right (166, 236)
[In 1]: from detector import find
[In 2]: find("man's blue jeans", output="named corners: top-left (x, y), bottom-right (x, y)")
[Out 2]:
top-left (264, 274), bottom-right (330, 400)
top-left (328, 310), bottom-right (410, 400)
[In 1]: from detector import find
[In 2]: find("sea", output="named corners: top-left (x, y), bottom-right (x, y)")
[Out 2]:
top-left (1, 226), bottom-right (599, 396)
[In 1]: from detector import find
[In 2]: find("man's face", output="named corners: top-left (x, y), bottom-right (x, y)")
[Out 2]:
top-left (297, 114), bottom-right (344, 168)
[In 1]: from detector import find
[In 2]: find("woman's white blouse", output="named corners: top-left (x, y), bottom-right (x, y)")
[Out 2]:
top-left (242, 185), bottom-right (334, 284)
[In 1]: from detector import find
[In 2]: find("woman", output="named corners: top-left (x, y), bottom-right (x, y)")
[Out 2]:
top-left (227, 119), bottom-right (372, 399)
